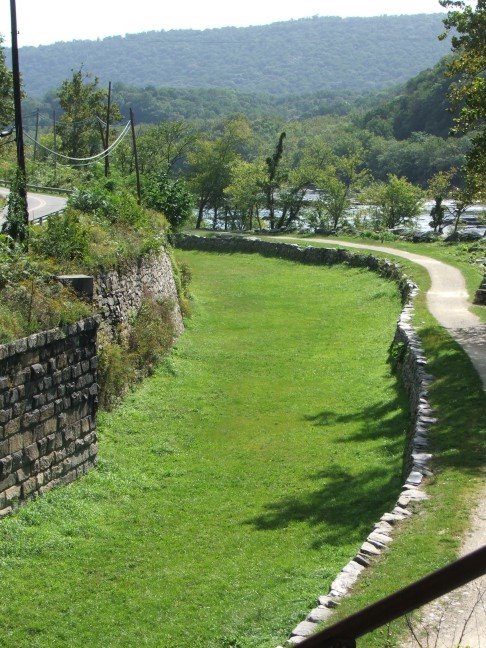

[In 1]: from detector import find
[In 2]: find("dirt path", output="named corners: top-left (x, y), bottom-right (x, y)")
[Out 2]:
top-left (281, 237), bottom-right (486, 647)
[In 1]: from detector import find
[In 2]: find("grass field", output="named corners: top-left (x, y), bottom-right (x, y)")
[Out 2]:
top-left (0, 251), bottom-right (408, 648)
top-left (265, 236), bottom-right (485, 643)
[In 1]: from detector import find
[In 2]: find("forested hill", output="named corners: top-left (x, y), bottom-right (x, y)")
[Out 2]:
top-left (15, 14), bottom-right (450, 97)
top-left (359, 57), bottom-right (456, 139)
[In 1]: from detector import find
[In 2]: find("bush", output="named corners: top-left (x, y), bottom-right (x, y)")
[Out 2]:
top-left (167, 249), bottom-right (192, 318)
top-left (97, 292), bottom-right (178, 409)
top-left (129, 294), bottom-right (176, 369)
top-left (68, 187), bottom-right (111, 214)
top-left (97, 337), bottom-right (135, 410)
top-left (31, 211), bottom-right (89, 262)
top-left (404, 230), bottom-right (440, 243)
top-left (445, 229), bottom-right (484, 242)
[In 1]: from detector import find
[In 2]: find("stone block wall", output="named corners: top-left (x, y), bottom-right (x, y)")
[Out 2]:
top-left (94, 249), bottom-right (184, 341)
top-left (174, 233), bottom-right (409, 296)
top-left (0, 317), bottom-right (99, 518)
top-left (474, 273), bottom-right (486, 305)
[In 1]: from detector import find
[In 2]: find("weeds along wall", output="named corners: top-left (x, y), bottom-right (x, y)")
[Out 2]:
top-left (0, 248), bottom-right (184, 517)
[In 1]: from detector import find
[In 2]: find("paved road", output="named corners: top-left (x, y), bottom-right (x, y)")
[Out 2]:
top-left (0, 187), bottom-right (67, 226)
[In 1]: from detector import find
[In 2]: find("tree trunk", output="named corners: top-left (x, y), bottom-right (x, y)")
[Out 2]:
top-left (196, 203), bottom-right (204, 229)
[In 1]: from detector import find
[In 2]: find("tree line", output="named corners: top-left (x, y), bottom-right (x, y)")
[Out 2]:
top-left (1, 1), bottom-right (484, 239)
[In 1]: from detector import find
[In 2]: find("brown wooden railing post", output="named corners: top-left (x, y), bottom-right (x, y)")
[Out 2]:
top-left (299, 545), bottom-right (486, 647)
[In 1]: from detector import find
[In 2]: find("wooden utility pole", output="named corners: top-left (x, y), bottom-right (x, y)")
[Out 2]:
top-left (129, 108), bottom-right (141, 205)
top-left (10, 0), bottom-right (29, 233)
top-left (33, 108), bottom-right (39, 161)
top-left (104, 81), bottom-right (112, 177)
top-left (53, 110), bottom-right (57, 183)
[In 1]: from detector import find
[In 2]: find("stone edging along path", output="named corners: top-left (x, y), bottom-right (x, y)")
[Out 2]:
top-left (174, 234), bottom-right (443, 646)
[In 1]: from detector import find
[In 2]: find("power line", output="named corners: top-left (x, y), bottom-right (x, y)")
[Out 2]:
top-left (23, 121), bottom-right (131, 162)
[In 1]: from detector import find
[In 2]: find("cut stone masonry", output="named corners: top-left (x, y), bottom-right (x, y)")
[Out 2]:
top-left (0, 248), bottom-right (183, 517)
top-left (0, 317), bottom-right (99, 518)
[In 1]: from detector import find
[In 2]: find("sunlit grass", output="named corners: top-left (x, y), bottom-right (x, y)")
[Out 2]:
top-left (0, 251), bottom-right (407, 648)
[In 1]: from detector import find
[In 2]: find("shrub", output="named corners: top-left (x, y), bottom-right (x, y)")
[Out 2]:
top-left (167, 249), bottom-right (192, 318)
top-left (129, 294), bottom-right (176, 370)
top-left (97, 292), bottom-right (177, 409)
top-left (445, 229), bottom-right (484, 242)
top-left (97, 337), bottom-right (135, 410)
top-left (68, 187), bottom-right (111, 215)
top-left (31, 210), bottom-right (89, 262)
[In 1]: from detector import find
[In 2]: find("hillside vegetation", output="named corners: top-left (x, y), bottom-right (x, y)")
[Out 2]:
top-left (360, 57), bottom-right (456, 139)
top-left (13, 14), bottom-right (451, 97)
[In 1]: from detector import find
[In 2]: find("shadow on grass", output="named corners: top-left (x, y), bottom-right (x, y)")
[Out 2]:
top-left (246, 326), bottom-right (485, 552)
top-left (246, 385), bottom-right (409, 549)
top-left (245, 464), bottom-right (401, 549)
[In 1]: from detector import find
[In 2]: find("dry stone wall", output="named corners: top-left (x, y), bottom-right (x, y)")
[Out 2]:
top-left (0, 247), bottom-right (184, 518)
top-left (0, 318), bottom-right (99, 518)
top-left (474, 273), bottom-right (486, 305)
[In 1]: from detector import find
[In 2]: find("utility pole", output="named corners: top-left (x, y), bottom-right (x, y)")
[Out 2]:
top-left (53, 109), bottom-right (57, 183)
top-left (10, 0), bottom-right (29, 234)
top-left (129, 108), bottom-right (141, 205)
top-left (33, 108), bottom-right (39, 161)
top-left (104, 81), bottom-right (112, 177)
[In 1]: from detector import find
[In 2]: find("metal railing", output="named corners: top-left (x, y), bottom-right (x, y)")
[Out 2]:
top-left (0, 179), bottom-right (74, 195)
top-left (298, 545), bottom-right (486, 647)
top-left (31, 208), bottom-right (66, 225)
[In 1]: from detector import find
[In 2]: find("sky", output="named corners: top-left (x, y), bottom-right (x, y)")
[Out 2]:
top-left (0, 0), bottom-right (448, 48)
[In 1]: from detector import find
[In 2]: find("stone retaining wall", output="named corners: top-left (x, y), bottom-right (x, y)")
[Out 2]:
top-left (94, 249), bottom-right (184, 340)
top-left (0, 247), bottom-right (184, 518)
top-left (0, 317), bottom-right (99, 518)
top-left (474, 273), bottom-right (486, 305)
top-left (174, 234), bottom-right (434, 646)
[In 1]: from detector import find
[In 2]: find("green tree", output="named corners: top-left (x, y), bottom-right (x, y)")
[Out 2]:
top-left (427, 168), bottom-right (456, 232)
top-left (224, 159), bottom-right (266, 230)
top-left (141, 173), bottom-right (193, 230)
top-left (2, 168), bottom-right (28, 244)
top-left (262, 132), bottom-right (286, 229)
top-left (314, 155), bottom-right (368, 231)
top-left (57, 69), bottom-right (121, 159)
top-left (364, 174), bottom-right (424, 230)
top-left (137, 121), bottom-right (197, 175)
top-left (0, 35), bottom-right (14, 127)
top-left (440, 0), bottom-right (486, 193)
top-left (188, 117), bottom-right (252, 229)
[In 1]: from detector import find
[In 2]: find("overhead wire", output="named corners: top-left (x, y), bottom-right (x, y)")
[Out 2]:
top-left (23, 120), bottom-right (131, 162)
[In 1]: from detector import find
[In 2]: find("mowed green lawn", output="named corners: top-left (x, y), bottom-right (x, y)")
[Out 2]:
top-left (0, 251), bottom-right (409, 648)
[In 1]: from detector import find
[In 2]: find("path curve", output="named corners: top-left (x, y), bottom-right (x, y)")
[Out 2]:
top-left (280, 236), bottom-right (486, 647)
top-left (281, 237), bottom-right (486, 387)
